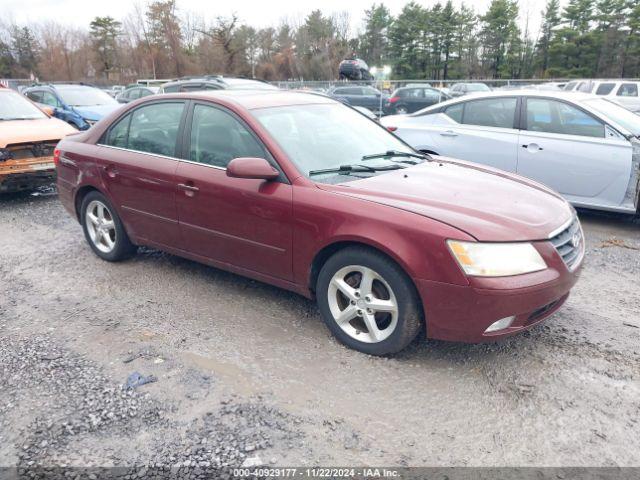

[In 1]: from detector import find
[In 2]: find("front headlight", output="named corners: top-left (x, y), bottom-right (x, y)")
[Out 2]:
top-left (447, 240), bottom-right (546, 277)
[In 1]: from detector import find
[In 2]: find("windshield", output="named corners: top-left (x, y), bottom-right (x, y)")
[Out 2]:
top-left (253, 103), bottom-right (415, 179)
top-left (583, 98), bottom-right (640, 137)
top-left (0, 92), bottom-right (47, 120)
top-left (467, 83), bottom-right (490, 92)
top-left (58, 87), bottom-right (118, 107)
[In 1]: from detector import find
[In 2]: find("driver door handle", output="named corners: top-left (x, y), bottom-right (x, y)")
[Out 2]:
top-left (178, 182), bottom-right (199, 198)
top-left (440, 130), bottom-right (458, 137)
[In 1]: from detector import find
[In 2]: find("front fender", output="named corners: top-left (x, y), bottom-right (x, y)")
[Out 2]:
top-left (292, 184), bottom-right (473, 293)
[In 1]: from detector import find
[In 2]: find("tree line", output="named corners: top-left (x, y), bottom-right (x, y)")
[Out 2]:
top-left (1, 0), bottom-right (639, 84)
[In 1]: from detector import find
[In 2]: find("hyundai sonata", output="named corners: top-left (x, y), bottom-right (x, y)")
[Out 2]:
top-left (55, 91), bottom-right (584, 355)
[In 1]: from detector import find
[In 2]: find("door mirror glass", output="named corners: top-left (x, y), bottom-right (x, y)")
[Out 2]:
top-left (226, 157), bottom-right (279, 180)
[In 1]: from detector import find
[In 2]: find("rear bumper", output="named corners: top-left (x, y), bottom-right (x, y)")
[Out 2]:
top-left (0, 165), bottom-right (56, 193)
top-left (416, 252), bottom-right (583, 343)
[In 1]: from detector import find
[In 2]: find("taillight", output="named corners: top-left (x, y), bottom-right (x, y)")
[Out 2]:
top-left (389, 96), bottom-right (400, 103)
top-left (386, 126), bottom-right (398, 132)
top-left (53, 148), bottom-right (60, 167)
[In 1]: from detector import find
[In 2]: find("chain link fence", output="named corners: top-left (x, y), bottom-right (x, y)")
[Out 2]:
top-left (270, 78), bottom-right (577, 94)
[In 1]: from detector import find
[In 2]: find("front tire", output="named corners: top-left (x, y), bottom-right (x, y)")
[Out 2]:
top-left (316, 247), bottom-right (422, 355)
top-left (81, 191), bottom-right (136, 261)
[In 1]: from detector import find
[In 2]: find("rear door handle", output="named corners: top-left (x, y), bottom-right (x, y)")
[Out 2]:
top-left (178, 182), bottom-right (200, 197)
top-left (440, 130), bottom-right (458, 137)
top-left (522, 144), bottom-right (543, 151)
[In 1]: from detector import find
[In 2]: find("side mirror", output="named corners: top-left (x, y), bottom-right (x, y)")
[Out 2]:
top-left (226, 157), bottom-right (280, 181)
top-left (40, 105), bottom-right (54, 116)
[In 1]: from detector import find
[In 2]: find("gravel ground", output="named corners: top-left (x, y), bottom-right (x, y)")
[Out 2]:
top-left (0, 190), bottom-right (639, 472)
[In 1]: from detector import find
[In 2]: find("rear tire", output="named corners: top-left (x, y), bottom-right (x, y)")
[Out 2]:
top-left (80, 191), bottom-right (136, 262)
top-left (316, 247), bottom-right (423, 355)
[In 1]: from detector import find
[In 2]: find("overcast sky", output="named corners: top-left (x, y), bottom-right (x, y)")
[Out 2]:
top-left (2, 0), bottom-right (547, 38)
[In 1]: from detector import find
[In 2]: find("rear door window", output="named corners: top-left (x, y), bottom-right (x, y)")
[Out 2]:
top-left (103, 102), bottom-right (185, 156)
top-left (41, 92), bottom-right (60, 108)
top-left (405, 89), bottom-right (423, 98)
top-left (443, 103), bottom-right (463, 122)
top-left (26, 91), bottom-right (43, 103)
top-left (526, 98), bottom-right (604, 138)
top-left (617, 83), bottom-right (638, 97)
top-left (179, 83), bottom-right (204, 92)
top-left (461, 97), bottom-right (517, 128)
top-left (595, 83), bottom-right (616, 95)
top-left (103, 114), bottom-right (131, 148)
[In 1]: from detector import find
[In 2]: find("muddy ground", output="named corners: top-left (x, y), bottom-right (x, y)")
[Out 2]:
top-left (0, 190), bottom-right (639, 473)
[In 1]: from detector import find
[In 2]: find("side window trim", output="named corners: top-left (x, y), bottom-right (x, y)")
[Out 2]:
top-left (98, 99), bottom-right (188, 160)
top-left (180, 101), bottom-right (290, 184)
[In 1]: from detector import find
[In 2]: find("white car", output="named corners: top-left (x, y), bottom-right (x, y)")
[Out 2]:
top-left (584, 80), bottom-right (640, 114)
top-left (381, 91), bottom-right (640, 214)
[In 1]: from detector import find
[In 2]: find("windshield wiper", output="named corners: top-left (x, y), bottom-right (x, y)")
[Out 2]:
top-left (309, 163), bottom-right (406, 176)
top-left (361, 150), bottom-right (429, 164)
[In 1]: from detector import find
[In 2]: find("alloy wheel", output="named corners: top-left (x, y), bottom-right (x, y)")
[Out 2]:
top-left (327, 265), bottom-right (399, 343)
top-left (85, 200), bottom-right (117, 254)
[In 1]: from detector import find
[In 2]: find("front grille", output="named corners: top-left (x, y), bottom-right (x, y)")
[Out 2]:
top-left (549, 217), bottom-right (583, 270)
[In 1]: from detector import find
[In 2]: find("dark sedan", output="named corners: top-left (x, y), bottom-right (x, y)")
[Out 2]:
top-left (383, 86), bottom-right (450, 115)
top-left (327, 86), bottom-right (388, 115)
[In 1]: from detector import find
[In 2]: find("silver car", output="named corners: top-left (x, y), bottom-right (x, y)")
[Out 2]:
top-left (381, 91), bottom-right (640, 214)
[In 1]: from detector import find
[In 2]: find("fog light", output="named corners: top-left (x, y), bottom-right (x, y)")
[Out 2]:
top-left (484, 316), bottom-right (515, 333)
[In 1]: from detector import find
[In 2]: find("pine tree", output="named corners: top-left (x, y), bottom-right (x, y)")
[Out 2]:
top-left (89, 17), bottom-right (122, 77)
top-left (360, 3), bottom-right (392, 67)
top-left (480, 0), bottom-right (521, 78)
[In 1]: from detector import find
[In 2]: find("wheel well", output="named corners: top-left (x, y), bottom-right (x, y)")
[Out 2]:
top-left (74, 186), bottom-right (100, 221)
top-left (309, 241), bottom-right (412, 295)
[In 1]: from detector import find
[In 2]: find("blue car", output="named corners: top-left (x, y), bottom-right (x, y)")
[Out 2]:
top-left (23, 84), bottom-right (122, 130)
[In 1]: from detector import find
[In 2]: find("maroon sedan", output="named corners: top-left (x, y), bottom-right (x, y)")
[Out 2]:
top-left (55, 91), bottom-right (584, 355)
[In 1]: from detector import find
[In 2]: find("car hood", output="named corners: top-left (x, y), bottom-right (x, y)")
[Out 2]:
top-left (72, 104), bottom-right (121, 120)
top-left (0, 117), bottom-right (77, 147)
top-left (318, 157), bottom-right (573, 242)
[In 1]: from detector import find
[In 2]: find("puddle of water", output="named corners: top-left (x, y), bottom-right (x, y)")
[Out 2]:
top-left (183, 352), bottom-right (256, 396)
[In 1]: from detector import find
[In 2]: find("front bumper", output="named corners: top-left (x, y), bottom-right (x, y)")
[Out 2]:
top-left (0, 158), bottom-right (56, 193)
top-left (416, 239), bottom-right (583, 343)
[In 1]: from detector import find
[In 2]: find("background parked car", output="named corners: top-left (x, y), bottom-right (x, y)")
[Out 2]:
top-left (327, 85), bottom-right (388, 114)
top-left (116, 86), bottom-right (160, 104)
top-left (23, 84), bottom-right (121, 130)
top-left (0, 86), bottom-right (76, 192)
top-left (449, 82), bottom-right (491, 97)
top-left (160, 76), bottom-right (277, 93)
top-left (338, 58), bottom-right (374, 81)
top-left (383, 86), bottom-right (451, 115)
top-left (574, 80), bottom-right (640, 114)
top-left (381, 90), bottom-right (640, 214)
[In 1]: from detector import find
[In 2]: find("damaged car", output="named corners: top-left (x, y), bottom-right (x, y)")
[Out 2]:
top-left (382, 91), bottom-right (640, 214)
top-left (0, 86), bottom-right (77, 193)
top-left (56, 91), bottom-right (583, 355)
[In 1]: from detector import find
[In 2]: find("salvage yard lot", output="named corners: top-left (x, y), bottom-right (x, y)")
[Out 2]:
top-left (1, 191), bottom-right (639, 469)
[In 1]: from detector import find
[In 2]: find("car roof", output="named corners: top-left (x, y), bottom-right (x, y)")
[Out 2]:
top-left (421, 89), bottom-right (598, 105)
top-left (162, 89), bottom-right (337, 110)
